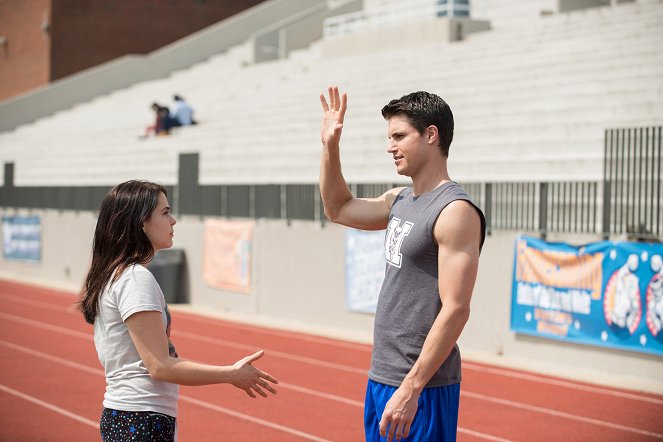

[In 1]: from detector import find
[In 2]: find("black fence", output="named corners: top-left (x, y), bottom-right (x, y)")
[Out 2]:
top-left (604, 126), bottom-right (661, 239)
top-left (1, 126), bottom-right (661, 239)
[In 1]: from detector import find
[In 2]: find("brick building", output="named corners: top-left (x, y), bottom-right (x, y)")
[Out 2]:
top-left (0, 0), bottom-right (265, 101)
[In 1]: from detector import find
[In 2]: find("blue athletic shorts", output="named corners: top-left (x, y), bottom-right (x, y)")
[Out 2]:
top-left (364, 379), bottom-right (460, 442)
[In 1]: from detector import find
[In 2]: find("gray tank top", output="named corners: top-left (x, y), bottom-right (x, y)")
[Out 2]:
top-left (368, 182), bottom-right (486, 388)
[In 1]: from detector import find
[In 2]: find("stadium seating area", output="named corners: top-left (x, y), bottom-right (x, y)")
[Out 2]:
top-left (0, 0), bottom-right (661, 187)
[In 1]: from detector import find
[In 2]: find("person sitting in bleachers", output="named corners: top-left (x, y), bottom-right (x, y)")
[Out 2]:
top-left (141, 103), bottom-right (171, 138)
top-left (170, 95), bottom-right (197, 126)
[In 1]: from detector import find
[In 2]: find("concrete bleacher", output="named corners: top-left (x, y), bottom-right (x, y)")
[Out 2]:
top-left (0, 0), bottom-right (661, 187)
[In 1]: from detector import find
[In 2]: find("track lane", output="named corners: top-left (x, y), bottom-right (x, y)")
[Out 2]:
top-left (2, 279), bottom-right (662, 442)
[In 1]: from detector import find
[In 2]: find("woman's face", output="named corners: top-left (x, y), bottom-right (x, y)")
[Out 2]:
top-left (142, 192), bottom-right (176, 252)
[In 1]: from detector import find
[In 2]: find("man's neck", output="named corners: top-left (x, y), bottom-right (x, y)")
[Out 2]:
top-left (411, 161), bottom-right (451, 196)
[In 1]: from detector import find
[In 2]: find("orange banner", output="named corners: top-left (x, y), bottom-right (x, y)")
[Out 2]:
top-left (203, 219), bottom-right (254, 294)
top-left (516, 238), bottom-right (604, 300)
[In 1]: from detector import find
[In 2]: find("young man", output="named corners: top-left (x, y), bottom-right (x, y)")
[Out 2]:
top-left (319, 87), bottom-right (485, 442)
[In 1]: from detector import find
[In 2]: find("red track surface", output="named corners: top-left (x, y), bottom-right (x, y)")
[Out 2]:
top-left (1, 279), bottom-right (662, 441)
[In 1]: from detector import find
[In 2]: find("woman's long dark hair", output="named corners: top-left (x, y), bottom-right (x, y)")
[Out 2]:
top-left (79, 180), bottom-right (167, 324)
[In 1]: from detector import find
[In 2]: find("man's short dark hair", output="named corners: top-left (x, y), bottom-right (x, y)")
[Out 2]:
top-left (381, 91), bottom-right (454, 157)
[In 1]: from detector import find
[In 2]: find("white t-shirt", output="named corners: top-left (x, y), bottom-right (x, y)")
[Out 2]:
top-left (94, 264), bottom-right (179, 417)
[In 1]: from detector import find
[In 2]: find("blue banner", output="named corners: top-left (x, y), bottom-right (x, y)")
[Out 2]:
top-left (345, 229), bottom-right (386, 313)
top-left (511, 236), bottom-right (663, 356)
top-left (2, 216), bottom-right (42, 263)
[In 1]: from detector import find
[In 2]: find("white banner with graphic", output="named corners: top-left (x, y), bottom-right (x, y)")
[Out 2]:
top-left (345, 228), bottom-right (386, 313)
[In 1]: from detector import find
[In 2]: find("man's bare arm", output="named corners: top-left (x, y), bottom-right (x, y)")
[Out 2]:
top-left (319, 86), bottom-right (402, 230)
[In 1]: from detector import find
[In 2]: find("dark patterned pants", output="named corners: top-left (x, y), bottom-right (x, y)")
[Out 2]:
top-left (100, 408), bottom-right (176, 442)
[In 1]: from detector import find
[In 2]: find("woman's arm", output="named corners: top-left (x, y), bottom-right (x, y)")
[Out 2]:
top-left (126, 311), bottom-right (277, 398)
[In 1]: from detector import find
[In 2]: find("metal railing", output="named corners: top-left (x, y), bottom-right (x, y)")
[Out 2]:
top-left (323, 0), bottom-right (471, 37)
top-left (1, 126), bottom-right (661, 239)
top-left (603, 126), bottom-right (662, 239)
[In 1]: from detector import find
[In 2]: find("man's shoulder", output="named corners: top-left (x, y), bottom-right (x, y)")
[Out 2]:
top-left (435, 200), bottom-right (484, 249)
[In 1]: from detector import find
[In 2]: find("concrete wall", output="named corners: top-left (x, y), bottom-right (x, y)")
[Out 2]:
top-left (1, 208), bottom-right (661, 392)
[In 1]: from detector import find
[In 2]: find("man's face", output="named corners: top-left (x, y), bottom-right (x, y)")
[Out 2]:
top-left (386, 115), bottom-right (430, 177)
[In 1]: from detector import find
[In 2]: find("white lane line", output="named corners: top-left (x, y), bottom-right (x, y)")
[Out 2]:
top-left (458, 427), bottom-right (513, 442)
top-left (463, 362), bottom-right (663, 406)
top-left (174, 330), bottom-right (368, 375)
top-left (0, 340), bottom-right (334, 442)
top-left (0, 292), bottom-right (78, 313)
top-left (0, 294), bottom-right (369, 374)
top-left (0, 340), bottom-right (510, 442)
top-left (3, 298), bottom-right (662, 440)
top-left (0, 339), bottom-right (102, 376)
top-left (172, 308), bottom-right (372, 351)
top-left (278, 381), bottom-right (364, 407)
top-left (0, 311), bottom-right (92, 340)
top-left (179, 396), bottom-right (333, 442)
top-left (0, 290), bottom-right (369, 351)
top-left (0, 383), bottom-right (98, 429)
top-left (462, 391), bottom-right (663, 439)
top-left (3, 291), bottom-right (660, 408)
top-left (0, 310), bottom-right (367, 375)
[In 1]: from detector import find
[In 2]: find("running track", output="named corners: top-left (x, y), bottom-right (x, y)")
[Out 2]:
top-left (1, 279), bottom-right (662, 441)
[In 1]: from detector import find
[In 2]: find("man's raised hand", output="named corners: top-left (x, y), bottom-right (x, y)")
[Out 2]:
top-left (319, 86), bottom-right (347, 148)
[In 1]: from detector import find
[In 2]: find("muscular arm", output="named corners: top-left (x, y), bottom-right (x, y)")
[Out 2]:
top-left (379, 200), bottom-right (482, 441)
top-left (125, 311), bottom-right (277, 397)
top-left (319, 86), bottom-right (401, 230)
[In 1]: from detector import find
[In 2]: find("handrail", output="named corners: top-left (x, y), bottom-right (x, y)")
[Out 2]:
top-left (323, 0), bottom-right (471, 37)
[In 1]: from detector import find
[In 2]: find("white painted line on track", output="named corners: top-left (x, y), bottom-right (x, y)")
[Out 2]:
top-left (174, 330), bottom-right (368, 375)
top-left (0, 291), bottom-right (78, 313)
top-left (0, 339), bottom-right (102, 376)
top-left (3, 291), bottom-right (661, 408)
top-left (3, 297), bottom-right (662, 441)
top-left (172, 307), bottom-right (372, 351)
top-left (0, 383), bottom-right (98, 429)
top-left (0, 331), bottom-right (507, 442)
top-left (0, 311), bottom-right (92, 340)
top-left (462, 391), bottom-right (663, 439)
top-left (180, 396), bottom-right (334, 442)
top-left (463, 362), bottom-right (663, 406)
top-left (0, 339), bottom-right (334, 442)
top-left (458, 427), bottom-right (514, 442)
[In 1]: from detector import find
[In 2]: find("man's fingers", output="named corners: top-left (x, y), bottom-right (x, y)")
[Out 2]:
top-left (328, 86), bottom-right (335, 109)
top-left (320, 94), bottom-right (329, 111)
top-left (402, 420), bottom-right (412, 439)
top-left (386, 418), bottom-right (397, 442)
top-left (395, 419), bottom-right (407, 441)
top-left (379, 416), bottom-right (388, 437)
top-left (338, 92), bottom-right (347, 123)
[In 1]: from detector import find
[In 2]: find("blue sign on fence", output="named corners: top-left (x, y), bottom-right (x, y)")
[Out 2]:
top-left (511, 236), bottom-right (663, 357)
top-left (2, 216), bottom-right (41, 263)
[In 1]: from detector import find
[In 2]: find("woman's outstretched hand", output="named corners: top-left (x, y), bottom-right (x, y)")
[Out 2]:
top-left (232, 350), bottom-right (278, 398)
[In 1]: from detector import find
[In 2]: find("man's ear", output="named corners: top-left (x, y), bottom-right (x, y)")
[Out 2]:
top-left (426, 125), bottom-right (439, 145)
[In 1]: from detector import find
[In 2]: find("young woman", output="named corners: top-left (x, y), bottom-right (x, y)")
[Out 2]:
top-left (79, 180), bottom-right (277, 441)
